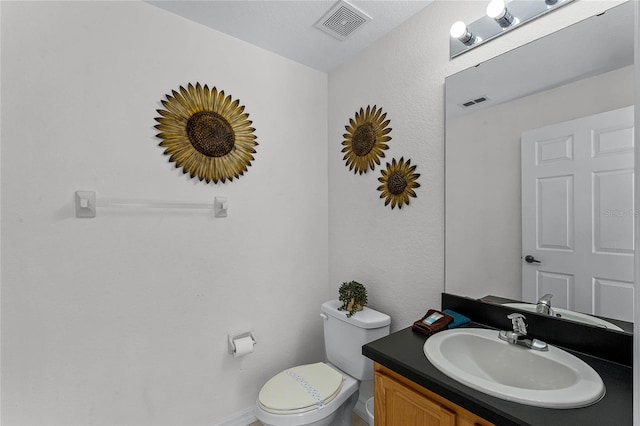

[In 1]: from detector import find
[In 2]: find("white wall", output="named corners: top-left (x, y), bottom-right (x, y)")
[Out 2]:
top-left (1, 1), bottom-right (328, 424)
top-left (328, 0), bottom-right (626, 331)
top-left (446, 66), bottom-right (634, 300)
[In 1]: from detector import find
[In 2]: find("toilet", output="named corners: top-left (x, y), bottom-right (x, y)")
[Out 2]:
top-left (255, 300), bottom-right (391, 426)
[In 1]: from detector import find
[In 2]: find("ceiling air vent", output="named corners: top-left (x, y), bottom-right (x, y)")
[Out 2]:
top-left (314, 0), bottom-right (372, 41)
top-left (459, 96), bottom-right (489, 109)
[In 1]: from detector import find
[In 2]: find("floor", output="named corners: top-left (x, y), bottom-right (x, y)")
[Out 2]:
top-left (249, 412), bottom-right (368, 426)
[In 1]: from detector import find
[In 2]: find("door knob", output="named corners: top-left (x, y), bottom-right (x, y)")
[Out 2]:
top-left (524, 255), bottom-right (541, 264)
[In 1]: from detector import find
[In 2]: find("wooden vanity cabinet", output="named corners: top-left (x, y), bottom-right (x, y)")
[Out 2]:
top-left (374, 363), bottom-right (494, 426)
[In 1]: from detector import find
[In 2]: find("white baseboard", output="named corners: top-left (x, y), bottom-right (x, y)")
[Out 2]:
top-left (213, 399), bottom-right (372, 426)
top-left (213, 406), bottom-right (257, 426)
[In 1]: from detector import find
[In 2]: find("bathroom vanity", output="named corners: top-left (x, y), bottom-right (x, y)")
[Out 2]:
top-left (373, 362), bottom-right (492, 426)
top-left (362, 295), bottom-right (633, 426)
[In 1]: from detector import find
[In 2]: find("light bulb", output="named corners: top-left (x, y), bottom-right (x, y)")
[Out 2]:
top-left (450, 21), bottom-right (467, 39)
top-left (486, 0), bottom-right (514, 28)
top-left (486, 0), bottom-right (506, 19)
top-left (450, 21), bottom-right (476, 46)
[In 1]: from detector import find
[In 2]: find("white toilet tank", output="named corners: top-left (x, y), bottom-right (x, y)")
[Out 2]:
top-left (321, 300), bottom-right (391, 381)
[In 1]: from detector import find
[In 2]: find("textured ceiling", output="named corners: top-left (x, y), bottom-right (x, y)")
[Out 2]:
top-left (147, 0), bottom-right (433, 72)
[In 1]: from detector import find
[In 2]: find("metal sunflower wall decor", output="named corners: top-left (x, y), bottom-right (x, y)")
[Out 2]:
top-left (154, 83), bottom-right (258, 184)
top-left (377, 157), bottom-right (420, 209)
top-left (341, 105), bottom-right (391, 174)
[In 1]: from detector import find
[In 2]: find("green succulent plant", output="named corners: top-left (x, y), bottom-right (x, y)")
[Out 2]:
top-left (338, 281), bottom-right (368, 317)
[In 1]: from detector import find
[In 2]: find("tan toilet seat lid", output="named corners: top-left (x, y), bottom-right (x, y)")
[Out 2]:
top-left (258, 362), bottom-right (344, 414)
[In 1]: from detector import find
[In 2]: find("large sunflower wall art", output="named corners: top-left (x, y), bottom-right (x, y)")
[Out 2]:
top-left (377, 157), bottom-right (420, 209)
top-left (341, 105), bottom-right (391, 174)
top-left (154, 83), bottom-right (257, 184)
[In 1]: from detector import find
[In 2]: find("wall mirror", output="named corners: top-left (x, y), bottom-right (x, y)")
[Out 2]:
top-left (445, 1), bottom-right (635, 335)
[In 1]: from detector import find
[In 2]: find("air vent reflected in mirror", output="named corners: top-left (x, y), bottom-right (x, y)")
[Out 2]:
top-left (459, 96), bottom-right (490, 109)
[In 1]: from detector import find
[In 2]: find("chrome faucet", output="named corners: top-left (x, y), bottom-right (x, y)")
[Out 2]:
top-left (536, 293), bottom-right (555, 316)
top-left (498, 313), bottom-right (548, 351)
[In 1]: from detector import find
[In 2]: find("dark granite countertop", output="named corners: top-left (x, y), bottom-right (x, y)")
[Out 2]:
top-left (363, 326), bottom-right (633, 426)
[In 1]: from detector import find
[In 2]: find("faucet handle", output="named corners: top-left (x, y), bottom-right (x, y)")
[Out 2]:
top-left (507, 313), bottom-right (527, 335)
top-left (538, 293), bottom-right (553, 303)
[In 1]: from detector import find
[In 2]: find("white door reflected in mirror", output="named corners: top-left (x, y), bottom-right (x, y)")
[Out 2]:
top-left (521, 106), bottom-right (635, 323)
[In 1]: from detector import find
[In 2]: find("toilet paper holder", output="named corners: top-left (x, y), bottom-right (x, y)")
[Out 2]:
top-left (228, 330), bottom-right (257, 355)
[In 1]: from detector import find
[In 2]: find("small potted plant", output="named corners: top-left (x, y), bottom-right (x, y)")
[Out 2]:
top-left (338, 280), bottom-right (368, 317)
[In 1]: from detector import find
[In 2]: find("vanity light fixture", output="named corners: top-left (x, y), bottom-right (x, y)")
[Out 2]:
top-left (450, 0), bottom-right (574, 59)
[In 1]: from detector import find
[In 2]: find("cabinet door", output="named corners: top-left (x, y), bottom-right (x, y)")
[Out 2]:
top-left (375, 370), bottom-right (456, 426)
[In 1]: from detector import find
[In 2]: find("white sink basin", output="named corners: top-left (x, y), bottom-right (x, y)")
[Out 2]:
top-left (424, 328), bottom-right (605, 408)
top-left (502, 303), bottom-right (624, 331)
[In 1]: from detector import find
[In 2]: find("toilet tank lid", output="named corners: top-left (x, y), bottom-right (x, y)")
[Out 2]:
top-left (321, 300), bottom-right (391, 329)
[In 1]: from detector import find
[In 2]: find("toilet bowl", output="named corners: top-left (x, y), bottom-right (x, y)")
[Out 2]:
top-left (255, 300), bottom-right (391, 426)
top-left (255, 363), bottom-right (358, 426)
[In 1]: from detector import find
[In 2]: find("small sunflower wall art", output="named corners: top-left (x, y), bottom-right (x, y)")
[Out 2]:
top-left (154, 83), bottom-right (257, 184)
top-left (377, 157), bottom-right (420, 209)
top-left (341, 105), bottom-right (391, 174)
